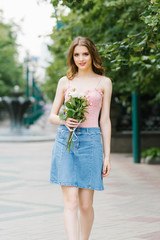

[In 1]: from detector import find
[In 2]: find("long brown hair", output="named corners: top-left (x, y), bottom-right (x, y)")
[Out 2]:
top-left (67, 36), bottom-right (105, 80)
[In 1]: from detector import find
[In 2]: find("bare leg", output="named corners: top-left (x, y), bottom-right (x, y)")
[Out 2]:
top-left (79, 188), bottom-right (94, 240)
top-left (61, 186), bottom-right (80, 240)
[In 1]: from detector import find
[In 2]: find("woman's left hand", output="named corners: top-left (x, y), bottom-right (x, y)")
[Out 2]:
top-left (101, 158), bottom-right (111, 177)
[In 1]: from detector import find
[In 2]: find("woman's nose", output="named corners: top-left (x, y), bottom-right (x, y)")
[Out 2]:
top-left (79, 55), bottom-right (83, 61)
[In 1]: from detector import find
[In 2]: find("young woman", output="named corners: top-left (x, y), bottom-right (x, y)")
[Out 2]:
top-left (49, 36), bottom-right (112, 240)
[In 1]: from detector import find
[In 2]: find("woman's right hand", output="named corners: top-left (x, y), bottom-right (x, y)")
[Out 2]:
top-left (65, 118), bottom-right (79, 131)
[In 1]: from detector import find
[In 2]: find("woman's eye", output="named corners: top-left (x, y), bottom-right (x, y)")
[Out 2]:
top-left (74, 52), bottom-right (89, 57)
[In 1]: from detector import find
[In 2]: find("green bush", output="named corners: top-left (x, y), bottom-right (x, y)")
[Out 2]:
top-left (141, 147), bottom-right (160, 159)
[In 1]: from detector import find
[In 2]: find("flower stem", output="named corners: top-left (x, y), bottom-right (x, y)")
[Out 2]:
top-left (67, 130), bottom-right (74, 152)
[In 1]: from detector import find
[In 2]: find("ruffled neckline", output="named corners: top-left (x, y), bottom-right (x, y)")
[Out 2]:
top-left (64, 86), bottom-right (103, 97)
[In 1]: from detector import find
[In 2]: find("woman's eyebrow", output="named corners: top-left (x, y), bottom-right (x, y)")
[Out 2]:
top-left (74, 51), bottom-right (89, 54)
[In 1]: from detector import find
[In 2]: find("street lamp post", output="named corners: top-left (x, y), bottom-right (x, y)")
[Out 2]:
top-left (26, 63), bottom-right (29, 98)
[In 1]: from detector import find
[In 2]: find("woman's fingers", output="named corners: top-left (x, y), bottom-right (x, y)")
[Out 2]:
top-left (101, 162), bottom-right (111, 177)
top-left (66, 119), bottom-right (78, 124)
top-left (101, 170), bottom-right (109, 177)
top-left (65, 118), bottom-right (79, 128)
top-left (66, 122), bottom-right (79, 127)
top-left (65, 118), bottom-right (79, 130)
top-left (67, 118), bottom-right (78, 123)
top-left (68, 122), bottom-right (79, 126)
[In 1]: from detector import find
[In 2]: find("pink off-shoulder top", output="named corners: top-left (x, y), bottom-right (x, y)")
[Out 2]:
top-left (64, 79), bottom-right (103, 128)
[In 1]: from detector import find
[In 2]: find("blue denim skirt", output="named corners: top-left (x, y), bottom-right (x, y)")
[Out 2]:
top-left (50, 125), bottom-right (104, 191)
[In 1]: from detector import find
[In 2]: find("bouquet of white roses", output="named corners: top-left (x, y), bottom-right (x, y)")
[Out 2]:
top-left (59, 89), bottom-right (90, 152)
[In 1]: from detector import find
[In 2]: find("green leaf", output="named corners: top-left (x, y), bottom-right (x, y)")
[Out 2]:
top-left (130, 56), bottom-right (140, 62)
top-left (71, 97), bottom-right (76, 106)
top-left (62, 108), bottom-right (67, 112)
top-left (59, 113), bottom-right (67, 120)
top-left (82, 102), bottom-right (87, 107)
top-left (83, 110), bottom-right (89, 113)
top-left (67, 109), bottom-right (74, 118)
top-left (141, 56), bottom-right (149, 61)
top-left (145, 64), bottom-right (152, 69)
top-left (65, 102), bottom-right (72, 109)
top-left (149, 55), bottom-right (156, 60)
top-left (133, 46), bottom-right (144, 52)
top-left (156, 65), bottom-right (160, 70)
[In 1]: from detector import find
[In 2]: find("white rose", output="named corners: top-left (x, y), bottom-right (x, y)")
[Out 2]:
top-left (68, 90), bottom-right (79, 98)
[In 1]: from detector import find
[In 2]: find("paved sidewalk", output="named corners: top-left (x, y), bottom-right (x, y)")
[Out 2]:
top-left (0, 141), bottom-right (160, 240)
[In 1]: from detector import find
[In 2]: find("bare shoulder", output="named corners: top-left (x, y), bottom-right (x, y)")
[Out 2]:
top-left (99, 76), bottom-right (112, 93)
top-left (101, 76), bottom-right (112, 86)
top-left (58, 76), bottom-right (68, 90)
top-left (58, 75), bottom-right (68, 84)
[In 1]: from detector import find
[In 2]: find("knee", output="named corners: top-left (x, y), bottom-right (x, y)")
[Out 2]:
top-left (64, 198), bottom-right (78, 212)
top-left (79, 203), bottom-right (93, 214)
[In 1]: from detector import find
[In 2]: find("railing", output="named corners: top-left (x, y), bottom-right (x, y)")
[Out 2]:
top-left (24, 81), bottom-right (44, 126)
top-left (112, 94), bottom-right (160, 132)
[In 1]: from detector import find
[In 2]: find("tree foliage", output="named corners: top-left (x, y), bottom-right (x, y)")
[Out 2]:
top-left (43, 0), bottom-right (160, 101)
top-left (0, 11), bottom-right (24, 97)
top-left (98, 0), bottom-right (160, 98)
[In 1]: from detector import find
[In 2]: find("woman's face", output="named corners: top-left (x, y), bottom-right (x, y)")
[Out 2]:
top-left (73, 45), bottom-right (92, 71)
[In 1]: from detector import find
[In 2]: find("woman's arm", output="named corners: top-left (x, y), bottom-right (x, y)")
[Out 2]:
top-left (49, 76), bottom-right (67, 125)
top-left (100, 77), bottom-right (112, 177)
top-left (49, 76), bottom-right (79, 129)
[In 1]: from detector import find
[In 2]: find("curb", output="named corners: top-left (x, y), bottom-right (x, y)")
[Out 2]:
top-left (0, 135), bottom-right (55, 143)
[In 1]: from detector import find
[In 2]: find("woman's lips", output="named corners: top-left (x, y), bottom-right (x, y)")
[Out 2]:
top-left (79, 62), bottom-right (86, 66)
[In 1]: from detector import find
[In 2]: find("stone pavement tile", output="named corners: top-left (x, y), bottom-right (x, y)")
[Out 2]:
top-left (0, 143), bottom-right (160, 240)
top-left (127, 216), bottom-right (160, 223)
top-left (136, 231), bottom-right (160, 240)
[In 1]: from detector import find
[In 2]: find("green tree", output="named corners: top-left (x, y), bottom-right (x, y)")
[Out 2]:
top-left (98, 0), bottom-right (160, 99)
top-left (43, 0), bottom-right (160, 101)
top-left (0, 11), bottom-right (24, 97)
